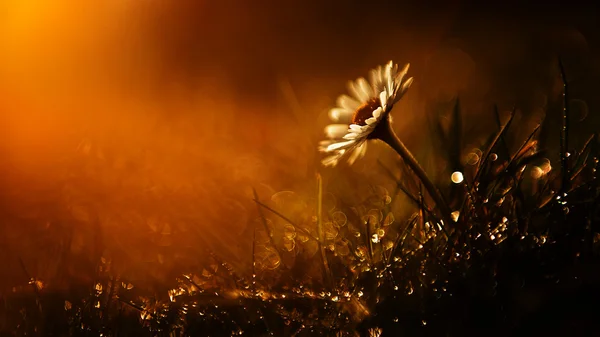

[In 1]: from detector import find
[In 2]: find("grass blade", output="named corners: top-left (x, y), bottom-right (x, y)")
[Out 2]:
top-left (252, 198), bottom-right (318, 242)
top-left (316, 173), bottom-right (333, 286)
top-left (474, 107), bottom-right (516, 185)
top-left (558, 58), bottom-right (570, 195)
top-left (377, 160), bottom-right (429, 212)
top-left (569, 133), bottom-right (597, 185)
top-left (493, 104), bottom-right (511, 158)
top-left (449, 98), bottom-right (463, 172)
top-left (252, 188), bottom-right (284, 262)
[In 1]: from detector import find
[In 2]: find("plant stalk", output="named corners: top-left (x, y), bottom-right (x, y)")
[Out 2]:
top-left (377, 118), bottom-right (453, 225)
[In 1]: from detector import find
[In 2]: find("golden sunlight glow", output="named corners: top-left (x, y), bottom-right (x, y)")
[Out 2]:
top-left (0, 0), bottom-right (313, 289)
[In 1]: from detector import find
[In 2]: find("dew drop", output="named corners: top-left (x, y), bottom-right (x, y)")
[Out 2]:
top-left (466, 151), bottom-right (480, 165)
top-left (451, 211), bottom-right (460, 222)
top-left (331, 211), bottom-right (347, 227)
top-left (531, 166), bottom-right (544, 179)
top-left (371, 233), bottom-right (380, 243)
top-left (451, 171), bottom-right (464, 184)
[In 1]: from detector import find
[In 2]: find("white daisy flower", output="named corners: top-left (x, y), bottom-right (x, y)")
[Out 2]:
top-left (319, 61), bottom-right (414, 167)
top-left (318, 61), bottom-right (453, 224)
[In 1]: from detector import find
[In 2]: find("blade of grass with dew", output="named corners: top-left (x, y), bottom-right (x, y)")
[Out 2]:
top-left (474, 107), bottom-right (516, 186)
top-left (252, 188), bottom-right (284, 264)
top-left (252, 199), bottom-right (318, 242)
top-left (449, 98), bottom-right (463, 173)
top-left (377, 159), bottom-right (429, 212)
top-left (383, 109), bottom-right (453, 223)
top-left (497, 151), bottom-right (547, 194)
top-left (419, 181), bottom-right (450, 241)
top-left (558, 58), bottom-right (570, 196)
top-left (493, 104), bottom-right (512, 159)
top-left (378, 159), bottom-right (451, 250)
top-left (102, 274), bottom-right (118, 322)
top-left (593, 136), bottom-right (600, 180)
top-left (365, 217), bottom-right (375, 265)
top-left (460, 177), bottom-right (478, 227)
top-left (513, 171), bottom-right (528, 231)
top-left (446, 98), bottom-right (465, 206)
top-left (569, 133), bottom-right (598, 185)
top-left (118, 298), bottom-right (145, 314)
top-left (252, 227), bottom-right (257, 296)
top-left (181, 274), bottom-right (203, 296)
top-left (316, 173), bottom-right (333, 287)
top-left (490, 124), bottom-right (543, 200)
top-left (418, 184), bottom-right (426, 235)
top-left (507, 124), bottom-right (542, 168)
top-left (18, 257), bottom-right (43, 317)
top-left (207, 250), bottom-right (248, 289)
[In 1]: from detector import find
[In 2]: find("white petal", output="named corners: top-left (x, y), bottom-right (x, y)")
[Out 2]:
top-left (322, 155), bottom-right (340, 167)
top-left (324, 124), bottom-right (350, 139)
top-left (326, 140), bottom-right (355, 151)
top-left (343, 132), bottom-right (361, 140)
top-left (329, 108), bottom-right (353, 121)
top-left (318, 141), bottom-right (334, 151)
top-left (379, 91), bottom-right (387, 108)
top-left (356, 77), bottom-right (373, 100)
top-left (347, 77), bottom-right (371, 102)
top-left (346, 81), bottom-right (358, 101)
top-left (386, 66), bottom-right (395, 94)
top-left (358, 124), bottom-right (375, 135)
top-left (365, 117), bottom-right (378, 125)
top-left (395, 63), bottom-right (410, 85)
top-left (336, 95), bottom-right (360, 111)
top-left (358, 141), bottom-right (368, 155)
top-left (393, 77), bottom-right (414, 104)
top-left (372, 106), bottom-right (383, 119)
top-left (347, 142), bottom-right (367, 165)
top-left (347, 80), bottom-right (361, 102)
top-left (349, 124), bottom-right (363, 132)
top-left (402, 77), bottom-right (414, 92)
top-left (388, 62), bottom-right (398, 81)
top-left (370, 67), bottom-right (384, 91)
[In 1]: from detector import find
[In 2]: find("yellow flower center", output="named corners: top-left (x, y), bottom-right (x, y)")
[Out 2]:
top-left (351, 97), bottom-right (380, 126)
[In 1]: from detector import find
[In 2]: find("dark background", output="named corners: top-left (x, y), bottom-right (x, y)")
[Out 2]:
top-left (144, 0), bottom-right (600, 150)
top-left (148, 0), bottom-right (600, 103)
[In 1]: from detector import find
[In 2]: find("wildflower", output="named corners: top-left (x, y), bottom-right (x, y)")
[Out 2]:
top-left (320, 61), bottom-right (413, 166)
top-left (319, 61), bottom-right (452, 222)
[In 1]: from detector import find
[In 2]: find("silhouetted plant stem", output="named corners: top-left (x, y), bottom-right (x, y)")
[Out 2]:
top-left (558, 58), bottom-right (570, 195)
top-left (376, 118), bottom-right (452, 227)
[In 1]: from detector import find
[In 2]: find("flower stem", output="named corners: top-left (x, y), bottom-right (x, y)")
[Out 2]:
top-left (377, 119), bottom-right (452, 224)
